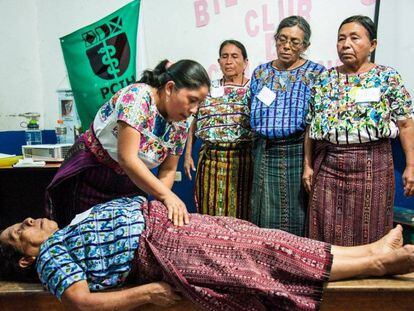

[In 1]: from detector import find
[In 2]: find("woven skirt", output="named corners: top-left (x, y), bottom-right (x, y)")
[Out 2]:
top-left (195, 142), bottom-right (252, 220)
top-left (251, 135), bottom-right (307, 236)
top-left (308, 139), bottom-right (394, 246)
top-left (134, 200), bottom-right (333, 311)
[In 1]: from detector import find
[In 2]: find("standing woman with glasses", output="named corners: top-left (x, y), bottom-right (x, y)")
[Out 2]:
top-left (249, 16), bottom-right (325, 235)
top-left (184, 40), bottom-right (253, 219)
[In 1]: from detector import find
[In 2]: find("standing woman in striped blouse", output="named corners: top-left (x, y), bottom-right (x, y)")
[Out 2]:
top-left (184, 40), bottom-right (253, 219)
top-left (304, 15), bottom-right (414, 246)
top-left (249, 16), bottom-right (324, 235)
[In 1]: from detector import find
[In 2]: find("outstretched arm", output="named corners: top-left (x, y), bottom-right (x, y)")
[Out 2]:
top-left (61, 281), bottom-right (181, 311)
top-left (117, 121), bottom-right (189, 226)
top-left (158, 154), bottom-right (180, 190)
top-left (118, 121), bottom-right (175, 199)
top-left (157, 154), bottom-right (190, 226)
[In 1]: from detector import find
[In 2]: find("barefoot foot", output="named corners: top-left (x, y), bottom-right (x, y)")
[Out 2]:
top-left (372, 244), bottom-right (414, 276)
top-left (371, 225), bottom-right (404, 256)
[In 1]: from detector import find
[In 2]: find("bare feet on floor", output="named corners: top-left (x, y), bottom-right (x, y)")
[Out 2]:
top-left (371, 225), bottom-right (404, 256)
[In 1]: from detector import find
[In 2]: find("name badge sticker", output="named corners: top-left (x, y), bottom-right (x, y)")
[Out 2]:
top-left (69, 208), bottom-right (93, 226)
top-left (355, 87), bottom-right (381, 103)
top-left (210, 86), bottom-right (224, 98)
top-left (257, 86), bottom-right (276, 106)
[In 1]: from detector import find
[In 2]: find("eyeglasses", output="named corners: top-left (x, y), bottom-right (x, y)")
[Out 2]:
top-left (275, 36), bottom-right (303, 50)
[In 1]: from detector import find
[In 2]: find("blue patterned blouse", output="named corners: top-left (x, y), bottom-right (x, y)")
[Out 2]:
top-left (36, 196), bottom-right (146, 300)
top-left (250, 60), bottom-right (325, 138)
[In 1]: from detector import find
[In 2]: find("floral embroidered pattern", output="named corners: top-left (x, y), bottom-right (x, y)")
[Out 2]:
top-left (306, 65), bottom-right (413, 144)
top-left (93, 83), bottom-right (189, 169)
top-left (195, 80), bottom-right (253, 143)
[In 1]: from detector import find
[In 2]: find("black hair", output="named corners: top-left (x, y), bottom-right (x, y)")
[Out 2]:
top-left (219, 40), bottom-right (248, 60)
top-left (0, 231), bottom-right (39, 282)
top-left (339, 15), bottom-right (377, 40)
top-left (275, 15), bottom-right (311, 47)
top-left (138, 59), bottom-right (211, 90)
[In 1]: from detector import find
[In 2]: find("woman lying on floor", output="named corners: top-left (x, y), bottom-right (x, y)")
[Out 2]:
top-left (0, 196), bottom-right (413, 311)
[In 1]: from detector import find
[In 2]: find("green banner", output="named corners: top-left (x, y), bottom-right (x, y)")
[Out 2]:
top-left (60, 0), bottom-right (140, 129)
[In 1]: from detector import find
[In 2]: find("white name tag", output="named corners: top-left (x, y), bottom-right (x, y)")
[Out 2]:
top-left (69, 208), bottom-right (93, 226)
top-left (355, 87), bottom-right (381, 103)
top-left (210, 86), bottom-right (224, 98)
top-left (257, 86), bottom-right (276, 106)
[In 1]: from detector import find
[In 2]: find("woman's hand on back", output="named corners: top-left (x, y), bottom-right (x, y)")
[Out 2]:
top-left (162, 192), bottom-right (190, 226)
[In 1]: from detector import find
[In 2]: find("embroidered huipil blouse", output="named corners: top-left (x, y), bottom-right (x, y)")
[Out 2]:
top-left (93, 83), bottom-right (189, 169)
top-left (306, 65), bottom-right (413, 144)
top-left (36, 196), bottom-right (146, 300)
top-left (250, 60), bottom-right (325, 139)
top-left (195, 79), bottom-right (253, 143)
